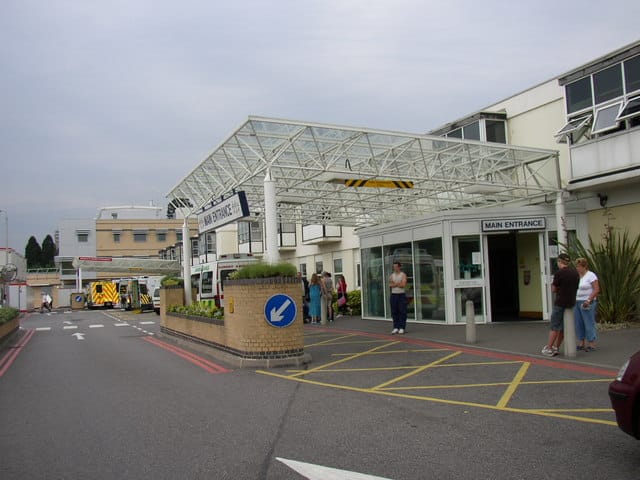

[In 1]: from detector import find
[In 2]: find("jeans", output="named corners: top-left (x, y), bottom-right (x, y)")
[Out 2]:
top-left (390, 293), bottom-right (407, 329)
top-left (574, 300), bottom-right (598, 342)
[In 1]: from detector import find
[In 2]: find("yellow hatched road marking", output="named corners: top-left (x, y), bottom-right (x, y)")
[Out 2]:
top-left (256, 370), bottom-right (617, 427)
top-left (289, 340), bottom-right (401, 378)
top-left (371, 351), bottom-right (462, 390)
top-left (496, 361), bottom-right (530, 408)
top-left (304, 334), bottom-right (357, 348)
top-left (332, 348), bottom-right (451, 356)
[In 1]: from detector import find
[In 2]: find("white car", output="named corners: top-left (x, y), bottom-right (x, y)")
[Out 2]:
top-left (152, 288), bottom-right (161, 315)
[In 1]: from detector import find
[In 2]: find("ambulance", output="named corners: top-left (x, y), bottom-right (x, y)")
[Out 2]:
top-left (190, 253), bottom-right (258, 307)
top-left (86, 281), bottom-right (120, 309)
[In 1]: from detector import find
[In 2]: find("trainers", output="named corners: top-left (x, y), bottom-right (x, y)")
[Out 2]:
top-left (541, 345), bottom-right (553, 355)
top-left (391, 328), bottom-right (399, 334)
top-left (552, 346), bottom-right (559, 356)
top-left (398, 329), bottom-right (405, 334)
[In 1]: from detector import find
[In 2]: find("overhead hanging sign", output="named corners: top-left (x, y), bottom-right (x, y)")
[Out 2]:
top-left (481, 217), bottom-right (546, 232)
top-left (198, 191), bottom-right (250, 234)
top-left (344, 179), bottom-right (414, 188)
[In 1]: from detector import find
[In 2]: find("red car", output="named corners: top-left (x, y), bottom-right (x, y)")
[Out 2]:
top-left (609, 350), bottom-right (640, 439)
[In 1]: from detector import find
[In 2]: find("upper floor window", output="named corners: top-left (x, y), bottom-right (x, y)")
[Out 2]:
top-left (566, 77), bottom-right (592, 114)
top-left (624, 55), bottom-right (640, 94)
top-left (175, 230), bottom-right (183, 242)
top-left (133, 231), bottom-right (147, 242)
top-left (112, 231), bottom-right (121, 243)
top-left (76, 231), bottom-right (89, 243)
top-left (594, 64), bottom-right (623, 104)
top-left (442, 118), bottom-right (506, 143)
top-left (156, 230), bottom-right (167, 242)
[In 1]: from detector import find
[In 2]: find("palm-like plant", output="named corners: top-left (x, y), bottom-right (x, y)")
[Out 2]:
top-left (568, 230), bottom-right (640, 324)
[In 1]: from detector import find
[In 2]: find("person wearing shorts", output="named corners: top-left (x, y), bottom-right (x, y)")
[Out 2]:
top-left (542, 253), bottom-right (579, 356)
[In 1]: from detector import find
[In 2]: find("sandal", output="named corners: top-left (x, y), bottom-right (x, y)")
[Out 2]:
top-left (585, 346), bottom-right (597, 352)
top-left (576, 345), bottom-right (585, 351)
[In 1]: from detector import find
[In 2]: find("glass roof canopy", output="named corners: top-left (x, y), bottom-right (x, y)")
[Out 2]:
top-left (168, 116), bottom-right (561, 228)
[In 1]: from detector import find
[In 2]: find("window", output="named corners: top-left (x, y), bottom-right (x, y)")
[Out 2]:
top-left (624, 55), bottom-right (640, 94)
top-left (485, 120), bottom-right (506, 143)
top-left (463, 122), bottom-right (480, 141)
top-left (156, 230), bottom-right (167, 242)
top-left (593, 64), bottom-right (623, 104)
top-left (76, 230), bottom-right (89, 243)
top-left (299, 263), bottom-right (307, 277)
top-left (333, 258), bottom-right (343, 274)
top-left (617, 96), bottom-right (640, 121)
top-left (566, 77), bottom-right (593, 114)
top-left (238, 222), bottom-right (250, 244)
top-left (206, 233), bottom-right (216, 254)
top-left (133, 231), bottom-right (147, 242)
top-left (112, 231), bottom-right (121, 243)
top-left (592, 102), bottom-right (623, 134)
top-left (447, 128), bottom-right (462, 138)
top-left (555, 114), bottom-right (592, 143)
top-left (176, 230), bottom-right (183, 242)
top-left (315, 261), bottom-right (323, 274)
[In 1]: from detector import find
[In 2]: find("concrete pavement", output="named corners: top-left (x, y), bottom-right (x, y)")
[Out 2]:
top-left (319, 315), bottom-right (640, 371)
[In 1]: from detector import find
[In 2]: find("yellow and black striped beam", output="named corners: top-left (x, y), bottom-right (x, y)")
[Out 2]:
top-left (343, 179), bottom-right (414, 188)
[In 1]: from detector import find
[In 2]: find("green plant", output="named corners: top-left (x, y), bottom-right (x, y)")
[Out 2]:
top-left (168, 302), bottom-right (224, 319)
top-left (332, 289), bottom-right (361, 316)
top-left (0, 307), bottom-right (19, 325)
top-left (567, 229), bottom-right (640, 324)
top-left (161, 275), bottom-right (184, 287)
top-left (232, 261), bottom-right (297, 279)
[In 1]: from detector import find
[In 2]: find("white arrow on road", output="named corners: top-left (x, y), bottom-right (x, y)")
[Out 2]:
top-left (270, 299), bottom-right (291, 323)
top-left (276, 458), bottom-right (393, 480)
top-left (71, 332), bottom-right (85, 340)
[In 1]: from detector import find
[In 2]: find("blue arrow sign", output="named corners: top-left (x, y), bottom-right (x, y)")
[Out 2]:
top-left (264, 294), bottom-right (297, 328)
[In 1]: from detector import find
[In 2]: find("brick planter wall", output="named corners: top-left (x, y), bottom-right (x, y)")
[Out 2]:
top-left (160, 277), bottom-right (309, 368)
top-left (0, 317), bottom-right (20, 343)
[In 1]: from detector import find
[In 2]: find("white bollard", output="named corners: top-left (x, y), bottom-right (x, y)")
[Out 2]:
top-left (320, 295), bottom-right (328, 325)
top-left (465, 299), bottom-right (477, 344)
top-left (563, 307), bottom-right (576, 357)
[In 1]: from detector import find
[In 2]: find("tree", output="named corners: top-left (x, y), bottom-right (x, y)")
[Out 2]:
top-left (25, 236), bottom-right (42, 269)
top-left (41, 235), bottom-right (57, 268)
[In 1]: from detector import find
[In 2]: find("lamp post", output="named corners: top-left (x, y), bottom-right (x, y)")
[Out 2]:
top-left (0, 209), bottom-right (7, 307)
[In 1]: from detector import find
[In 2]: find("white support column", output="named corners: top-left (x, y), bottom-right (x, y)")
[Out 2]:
top-left (77, 268), bottom-right (82, 292)
top-left (263, 169), bottom-right (280, 265)
top-left (555, 193), bottom-right (567, 251)
top-left (182, 218), bottom-right (192, 305)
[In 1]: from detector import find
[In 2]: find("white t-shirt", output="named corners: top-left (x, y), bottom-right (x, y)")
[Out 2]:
top-left (576, 270), bottom-right (598, 301)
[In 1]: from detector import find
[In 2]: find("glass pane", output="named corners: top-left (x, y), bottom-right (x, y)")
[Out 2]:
top-left (448, 128), bottom-right (462, 138)
top-left (624, 55), bottom-right (640, 94)
top-left (362, 247), bottom-right (384, 317)
top-left (566, 77), bottom-right (592, 114)
top-left (333, 258), bottom-right (343, 274)
top-left (454, 236), bottom-right (482, 279)
top-left (456, 287), bottom-right (484, 322)
top-left (414, 238), bottom-right (445, 321)
top-left (617, 96), bottom-right (640, 121)
top-left (463, 122), bottom-right (480, 140)
top-left (593, 64), bottom-right (623, 104)
top-left (384, 243), bottom-right (415, 321)
top-left (485, 120), bottom-right (506, 143)
top-left (592, 102), bottom-right (622, 134)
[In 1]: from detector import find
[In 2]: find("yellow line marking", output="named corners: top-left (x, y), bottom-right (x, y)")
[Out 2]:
top-left (496, 361), bottom-right (530, 408)
top-left (532, 408), bottom-right (614, 413)
top-left (331, 348), bottom-right (452, 356)
top-left (289, 340), bottom-right (401, 378)
top-left (309, 339), bottom-right (391, 347)
top-left (371, 351), bottom-right (462, 390)
top-left (304, 334), bottom-right (357, 348)
top-left (256, 370), bottom-right (617, 426)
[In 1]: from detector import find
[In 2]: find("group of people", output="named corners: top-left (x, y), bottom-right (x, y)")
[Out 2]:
top-left (300, 271), bottom-right (350, 324)
top-left (542, 253), bottom-right (600, 356)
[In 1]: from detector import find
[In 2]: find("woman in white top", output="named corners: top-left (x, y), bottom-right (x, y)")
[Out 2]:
top-left (574, 257), bottom-right (600, 351)
top-left (389, 262), bottom-right (408, 334)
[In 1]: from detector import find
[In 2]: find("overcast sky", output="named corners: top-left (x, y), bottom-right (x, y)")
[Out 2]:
top-left (1, 0), bottom-right (638, 253)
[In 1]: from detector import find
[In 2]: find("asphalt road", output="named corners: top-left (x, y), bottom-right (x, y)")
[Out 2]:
top-left (1, 310), bottom-right (639, 479)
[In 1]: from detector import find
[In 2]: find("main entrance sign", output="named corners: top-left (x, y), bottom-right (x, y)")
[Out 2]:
top-left (198, 191), bottom-right (250, 234)
top-left (481, 217), bottom-right (546, 232)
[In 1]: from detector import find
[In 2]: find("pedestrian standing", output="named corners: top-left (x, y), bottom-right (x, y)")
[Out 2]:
top-left (308, 273), bottom-right (322, 324)
top-left (574, 257), bottom-right (600, 352)
top-left (336, 274), bottom-right (348, 317)
top-left (389, 262), bottom-right (408, 334)
top-left (542, 253), bottom-right (580, 356)
top-left (321, 271), bottom-right (334, 322)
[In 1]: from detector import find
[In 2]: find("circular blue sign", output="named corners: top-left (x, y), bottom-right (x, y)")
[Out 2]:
top-left (75, 295), bottom-right (84, 302)
top-left (264, 294), bottom-right (297, 328)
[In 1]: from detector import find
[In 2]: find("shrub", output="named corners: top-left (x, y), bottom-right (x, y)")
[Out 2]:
top-left (231, 261), bottom-right (297, 279)
top-left (0, 307), bottom-right (19, 325)
top-left (161, 275), bottom-right (184, 287)
top-left (168, 302), bottom-right (224, 319)
top-left (332, 289), bottom-right (361, 316)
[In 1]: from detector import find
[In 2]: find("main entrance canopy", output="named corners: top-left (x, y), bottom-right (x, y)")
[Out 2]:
top-left (168, 116), bottom-right (561, 227)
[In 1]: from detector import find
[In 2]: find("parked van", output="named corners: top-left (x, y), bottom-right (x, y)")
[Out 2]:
top-left (190, 253), bottom-right (258, 307)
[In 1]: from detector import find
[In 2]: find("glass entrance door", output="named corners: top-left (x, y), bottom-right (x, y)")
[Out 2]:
top-left (453, 235), bottom-right (484, 323)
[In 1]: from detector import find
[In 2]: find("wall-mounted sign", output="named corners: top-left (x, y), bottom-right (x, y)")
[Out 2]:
top-left (481, 217), bottom-right (546, 232)
top-left (198, 191), bottom-right (250, 234)
top-left (264, 294), bottom-right (297, 328)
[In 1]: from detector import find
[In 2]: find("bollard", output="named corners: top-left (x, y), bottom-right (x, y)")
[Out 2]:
top-left (320, 295), bottom-right (328, 325)
top-left (465, 299), bottom-right (477, 344)
top-left (563, 307), bottom-right (576, 357)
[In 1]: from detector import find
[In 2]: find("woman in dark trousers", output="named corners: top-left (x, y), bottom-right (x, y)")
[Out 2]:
top-left (389, 262), bottom-right (408, 334)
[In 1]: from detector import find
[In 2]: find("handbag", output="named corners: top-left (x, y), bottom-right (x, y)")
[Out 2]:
top-left (338, 294), bottom-right (347, 306)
